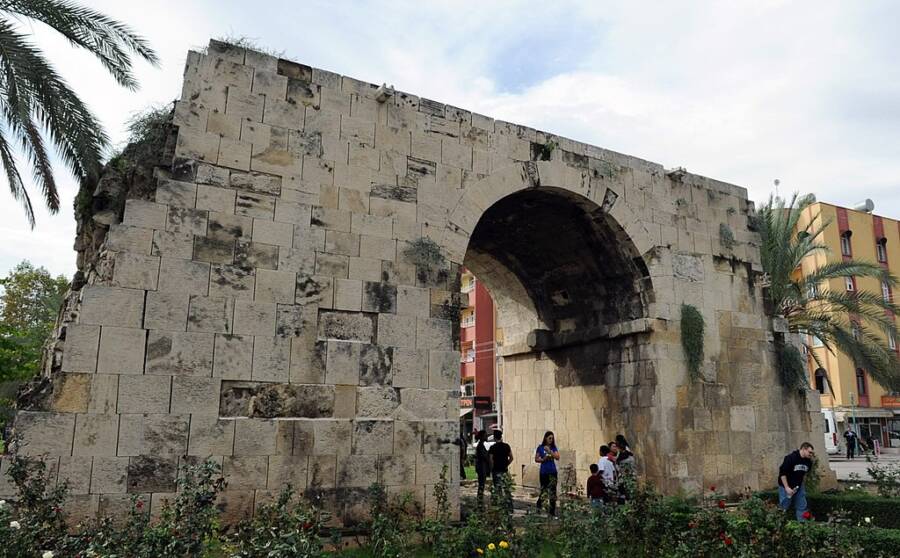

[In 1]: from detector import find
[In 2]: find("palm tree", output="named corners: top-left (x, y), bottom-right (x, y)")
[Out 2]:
top-left (757, 193), bottom-right (900, 392)
top-left (0, 0), bottom-right (158, 226)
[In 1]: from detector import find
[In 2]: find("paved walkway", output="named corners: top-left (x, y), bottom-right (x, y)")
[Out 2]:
top-left (827, 452), bottom-right (900, 481)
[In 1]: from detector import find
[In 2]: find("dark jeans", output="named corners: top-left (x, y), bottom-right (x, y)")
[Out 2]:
top-left (536, 473), bottom-right (557, 515)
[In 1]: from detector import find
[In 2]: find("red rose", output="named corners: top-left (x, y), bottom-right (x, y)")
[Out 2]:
top-left (718, 500), bottom-right (726, 509)
top-left (802, 511), bottom-right (812, 520)
top-left (724, 537), bottom-right (733, 546)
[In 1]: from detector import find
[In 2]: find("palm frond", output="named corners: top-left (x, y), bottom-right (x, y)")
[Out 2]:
top-left (0, 0), bottom-right (159, 90)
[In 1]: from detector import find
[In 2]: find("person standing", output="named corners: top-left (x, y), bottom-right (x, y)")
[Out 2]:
top-left (474, 430), bottom-right (490, 501)
top-left (843, 429), bottom-right (858, 460)
top-left (597, 445), bottom-right (617, 504)
top-left (586, 463), bottom-right (605, 508)
top-left (534, 431), bottom-right (560, 516)
top-left (488, 430), bottom-right (514, 512)
top-left (777, 442), bottom-right (815, 521)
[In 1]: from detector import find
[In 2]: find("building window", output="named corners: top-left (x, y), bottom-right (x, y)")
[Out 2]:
top-left (883, 281), bottom-right (892, 302)
top-left (840, 231), bottom-right (852, 256)
top-left (856, 368), bottom-right (867, 396)
top-left (814, 368), bottom-right (827, 394)
top-left (462, 312), bottom-right (476, 328)
top-left (876, 239), bottom-right (887, 262)
top-left (845, 277), bottom-right (855, 292)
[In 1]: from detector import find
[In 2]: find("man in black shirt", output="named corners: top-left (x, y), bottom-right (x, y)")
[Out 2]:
top-left (777, 442), bottom-right (815, 521)
top-left (488, 430), bottom-right (514, 512)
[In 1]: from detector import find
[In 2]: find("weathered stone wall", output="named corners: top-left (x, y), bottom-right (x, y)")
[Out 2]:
top-left (1, 38), bottom-right (831, 522)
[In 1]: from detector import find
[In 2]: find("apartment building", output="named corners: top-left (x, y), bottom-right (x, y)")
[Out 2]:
top-left (796, 200), bottom-right (900, 450)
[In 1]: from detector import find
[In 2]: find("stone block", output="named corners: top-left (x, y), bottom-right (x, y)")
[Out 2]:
top-left (359, 344), bottom-right (393, 386)
top-left (97, 326), bottom-right (146, 374)
top-left (318, 310), bottom-right (376, 342)
top-left (88, 374), bottom-right (119, 414)
top-left (360, 235), bottom-right (396, 261)
top-left (118, 414), bottom-right (190, 457)
top-left (252, 336), bottom-right (291, 382)
top-left (171, 376), bottom-right (221, 414)
top-left (416, 318), bottom-right (452, 350)
top-left (236, 192), bottom-right (276, 219)
top-left (233, 300), bottom-right (277, 336)
top-left (377, 314), bottom-right (416, 348)
top-left (333, 278), bottom-right (363, 311)
top-left (72, 413), bottom-right (119, 456)
top-left (223, 456), bottom-right (268, 490)
top-left (325, 340), bottom-right (361, 385)
top-left (352, 420), bottom-right (393, 455)
top-left (151, 230), bottom-right (194, 259)
top-left (214, 334), bottom-right (254, 380)
top-left (193, 236), bottom-right (235, 264)
top-left (146, 330), bottom-right (214, 376)
top-left (123, 199), bottom-right (167, 230)
top-left (80, 286), bottom-right (144, 328)
top-left (188, 416), bottom-right (236, 456)
top-left (15, 411), bottom-right (75, 456)
top-left (255, 268), bottom-right (296, 303)
top-left (267, 455), bottom-right (308, 489)
top-left (90, 457), bottom-right (129, 493)
top-left (362, 281), bottom-right (397, 314)
top-left (158, 258), bottom-right (210, 295)
top-left (307, 455), bottom-right (337, 489)
top-left (188, 295), bottom-right (235, 333)
top-left (252, 219), bottom-right (293, 247)
top-left (290, 338), bottom-right (326, 383)
top-left (235, 240), bottom-right (279, 270)
top-left (62, 324), bottom-right (100, 373)
top-left (234, 419), bottom-right (278, 455)
top-left (391, 348), bottom-right (427, 388)
top-left (167, 207), bottom-right (209, 236)
top-left (144, 291), bottom-right (190, 331)
top-left (118, 374), bottom-right (171, 414)
top-left (126, 455), bottom-right (178, 493)
top-left (428, 350), bottom-right (458, 390)
top-left (208, 211), bottom-right (252, 241)
top-left (357, 386), bottom-right (400, 418)
top-left (337, 455), bottom-right (377, 487)
top-left (197, 184), bottom-right (236, 214)
top-left (107, 224), bottom-right (153, 254)
top-left (210, 264), bottom-right (256, 299)
top-left (58, 455), bottom-right (92, 494)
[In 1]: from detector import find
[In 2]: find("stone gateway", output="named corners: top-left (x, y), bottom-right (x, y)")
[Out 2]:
top-left (1, 40), bottom-right (830, 524)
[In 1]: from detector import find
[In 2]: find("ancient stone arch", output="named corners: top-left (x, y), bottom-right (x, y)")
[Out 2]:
top-left (1, 40), bottom-right (829, 524)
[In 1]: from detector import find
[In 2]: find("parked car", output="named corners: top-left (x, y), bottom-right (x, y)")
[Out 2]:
top-left (822, 409), bottom-right (839, 455)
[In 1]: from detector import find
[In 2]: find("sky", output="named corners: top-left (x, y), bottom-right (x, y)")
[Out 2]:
top-left (2, 0), bottom-right (899, 279)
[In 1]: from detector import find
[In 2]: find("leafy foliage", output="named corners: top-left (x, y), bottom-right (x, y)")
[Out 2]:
top-left (0, 260), bottom-right (68, 382)
top-left (681, 303), bottom-right (705, 381)
top-left (756, 193), bottom-right (900, 391)
top-left (0, 0), bottom-right (158, 225)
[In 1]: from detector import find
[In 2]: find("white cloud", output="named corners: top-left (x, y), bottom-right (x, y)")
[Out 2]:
top-left (2, 0), bottom-right (898, 279)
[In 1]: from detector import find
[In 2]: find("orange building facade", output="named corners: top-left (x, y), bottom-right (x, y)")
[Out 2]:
top-left (796, 201), bottom-right (900, 450)
top-left (459, 269), bottom-right (501, 437)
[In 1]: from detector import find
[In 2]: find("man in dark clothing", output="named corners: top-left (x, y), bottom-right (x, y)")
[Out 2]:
top-left (586, 463), bottom-right (605, 508)
top-left (488, 430), bottom-right (514, 512)
top-left (777, 442), bottom-right (815, 521)
top-left (474, 430), bottom-right (490, 501)
top-left (843, 429), bottom-right (858, 460)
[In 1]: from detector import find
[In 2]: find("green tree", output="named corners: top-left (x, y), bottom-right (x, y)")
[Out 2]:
top-left (757, 193), bottom-right (900, 391)
top-left (0, 260), bottom-right (68, 381)
top-left (0, 0), bottom-right (158, 226)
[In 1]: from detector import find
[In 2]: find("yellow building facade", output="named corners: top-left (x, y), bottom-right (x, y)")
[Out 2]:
top-left (796, 202), bottom-right (900, 450)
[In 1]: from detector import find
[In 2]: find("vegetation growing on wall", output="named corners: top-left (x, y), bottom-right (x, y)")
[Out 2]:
top-left (403, 237), bottom-right (445, 270)
top-left (681, 304), bottom-right (705, 380)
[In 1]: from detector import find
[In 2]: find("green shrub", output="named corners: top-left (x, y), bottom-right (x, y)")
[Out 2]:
top-left (758, 490), bottom-right (900, 529)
